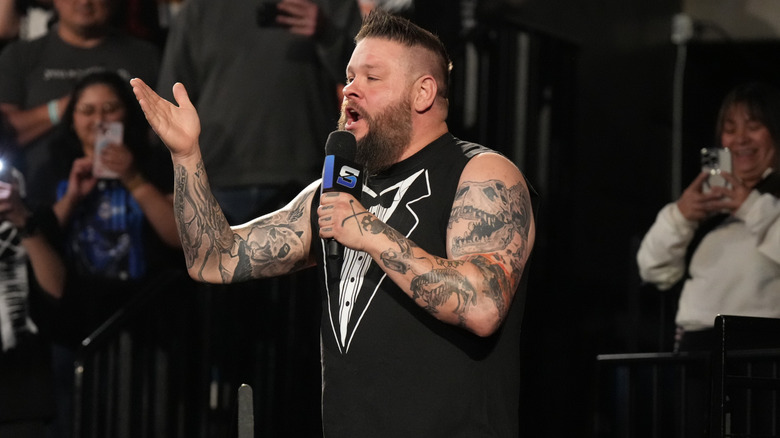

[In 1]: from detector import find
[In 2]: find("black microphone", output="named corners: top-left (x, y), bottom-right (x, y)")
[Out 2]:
top-left (321, 130), bottom-right (362, 260)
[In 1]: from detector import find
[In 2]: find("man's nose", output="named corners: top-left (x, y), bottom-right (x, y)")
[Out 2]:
top-left (343, 80), bottom-right (360, 98)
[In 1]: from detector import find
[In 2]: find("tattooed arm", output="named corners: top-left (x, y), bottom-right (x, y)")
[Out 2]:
top-left (318, 153), bottom-right (535, 336)
top-left (130, 78), bottom-right (316, 284)
top-left (175, 164), bottom-right (317, 283)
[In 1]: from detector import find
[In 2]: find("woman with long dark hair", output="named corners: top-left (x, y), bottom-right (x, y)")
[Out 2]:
top-left (638, 82), bottom-right (780, 352)
top-left (51, 70), bottom-right (179, 289)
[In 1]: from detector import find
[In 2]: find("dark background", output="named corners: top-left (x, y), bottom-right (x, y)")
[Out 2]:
top-left (445, 0), bottom-right (780, 436)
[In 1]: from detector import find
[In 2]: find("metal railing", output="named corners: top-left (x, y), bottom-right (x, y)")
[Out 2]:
top-left (709, 315), bottom-right (780, 438)
top-left (72, 269), bottom-right (202, 438)
top-left (596, 315), bottom-right (780, 438)
top-left (595, 350), bottom-right (711, 438)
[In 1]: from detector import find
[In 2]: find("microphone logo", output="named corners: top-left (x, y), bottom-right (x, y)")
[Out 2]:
top-left (337, 166), bottom-right (360, 189)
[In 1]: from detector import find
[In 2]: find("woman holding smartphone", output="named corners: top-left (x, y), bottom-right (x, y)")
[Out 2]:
top-left (45, 70), bottom-right (181, 341)
top-left (637, 82), bottom-right (780, 352)
top-left (40, 71), bottom-right (183, 437)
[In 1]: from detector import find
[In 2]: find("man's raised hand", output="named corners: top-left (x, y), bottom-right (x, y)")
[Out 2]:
top-left (130, 78), bottom-right (201, 160)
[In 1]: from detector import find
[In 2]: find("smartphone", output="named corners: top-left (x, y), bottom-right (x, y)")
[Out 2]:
top-left (701, 147), bottom-right (732, 193)
top-left (0, 159), bottom-right (11, 183)
top-left (256, 1), bottom-right (280, 27)
top-left (93, 121), bottom-right (124, 179)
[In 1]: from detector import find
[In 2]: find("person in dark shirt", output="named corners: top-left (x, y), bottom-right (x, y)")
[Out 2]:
top-left (131, 10), bottom-right (536, 437)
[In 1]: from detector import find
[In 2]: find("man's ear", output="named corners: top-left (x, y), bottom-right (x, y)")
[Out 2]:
top-left (413, 75), bottom-right (437, 113)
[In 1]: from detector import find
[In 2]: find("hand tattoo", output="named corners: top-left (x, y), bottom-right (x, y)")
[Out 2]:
top-left (341, 199), bottom-right (367, 236)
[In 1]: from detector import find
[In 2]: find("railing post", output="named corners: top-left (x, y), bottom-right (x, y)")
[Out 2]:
top-left (73, 358), bottom-right (85, 438)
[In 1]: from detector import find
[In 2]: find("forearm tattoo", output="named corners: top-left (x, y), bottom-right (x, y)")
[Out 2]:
top-left (174, 162), bottom-right (308, 282)
top-left (375, 179), bottom-right (532, 325)
top-left (232, 195), bottom-right (309, 281)
top-left (174, 162), bottom-right (233, 279)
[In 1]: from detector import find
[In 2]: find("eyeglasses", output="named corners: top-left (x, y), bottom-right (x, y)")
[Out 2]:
top-left (74, 101), bottom-right (124, 117)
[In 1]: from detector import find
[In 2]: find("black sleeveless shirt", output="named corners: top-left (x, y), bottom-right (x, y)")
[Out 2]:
top-left (310, 133), bottom-right (534, 438)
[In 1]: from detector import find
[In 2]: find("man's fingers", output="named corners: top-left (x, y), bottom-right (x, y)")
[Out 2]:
top-left (129, 77), bottom-right (154, 104)
top-left (277, 0), bottom-right (317, 34)
top-left (172, 82), bottom-right (194, 109)
top-left (130, 77), bottom-right (160, 120)
top-left (129, 77), bottom-right (146, 90)
top-left (278, 0), bottom-right (313, 14)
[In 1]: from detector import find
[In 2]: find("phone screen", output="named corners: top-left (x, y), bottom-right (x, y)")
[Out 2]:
top-left (93, 121), bottom-right (124, 179)
top-left (701, 147), bottom-right (732, 193)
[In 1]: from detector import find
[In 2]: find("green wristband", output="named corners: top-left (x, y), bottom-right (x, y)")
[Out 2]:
top-left (47, 99), bottom-right (59, 125)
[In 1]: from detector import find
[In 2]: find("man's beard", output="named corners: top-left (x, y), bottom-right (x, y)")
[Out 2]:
top-left (338, 98), bottom-right (412, 175)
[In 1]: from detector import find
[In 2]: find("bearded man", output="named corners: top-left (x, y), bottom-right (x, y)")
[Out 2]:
top-left (131, 9), bottom-right (537, 438)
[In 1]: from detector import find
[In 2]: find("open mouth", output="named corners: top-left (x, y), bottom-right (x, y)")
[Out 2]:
top-left (340, 99), bottom-right (366, 130)
top-left (346, 107), bottom-right (362, 125)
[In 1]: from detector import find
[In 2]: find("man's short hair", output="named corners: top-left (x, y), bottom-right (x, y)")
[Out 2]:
top-left (356, 9), bottom-right (452, 101)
